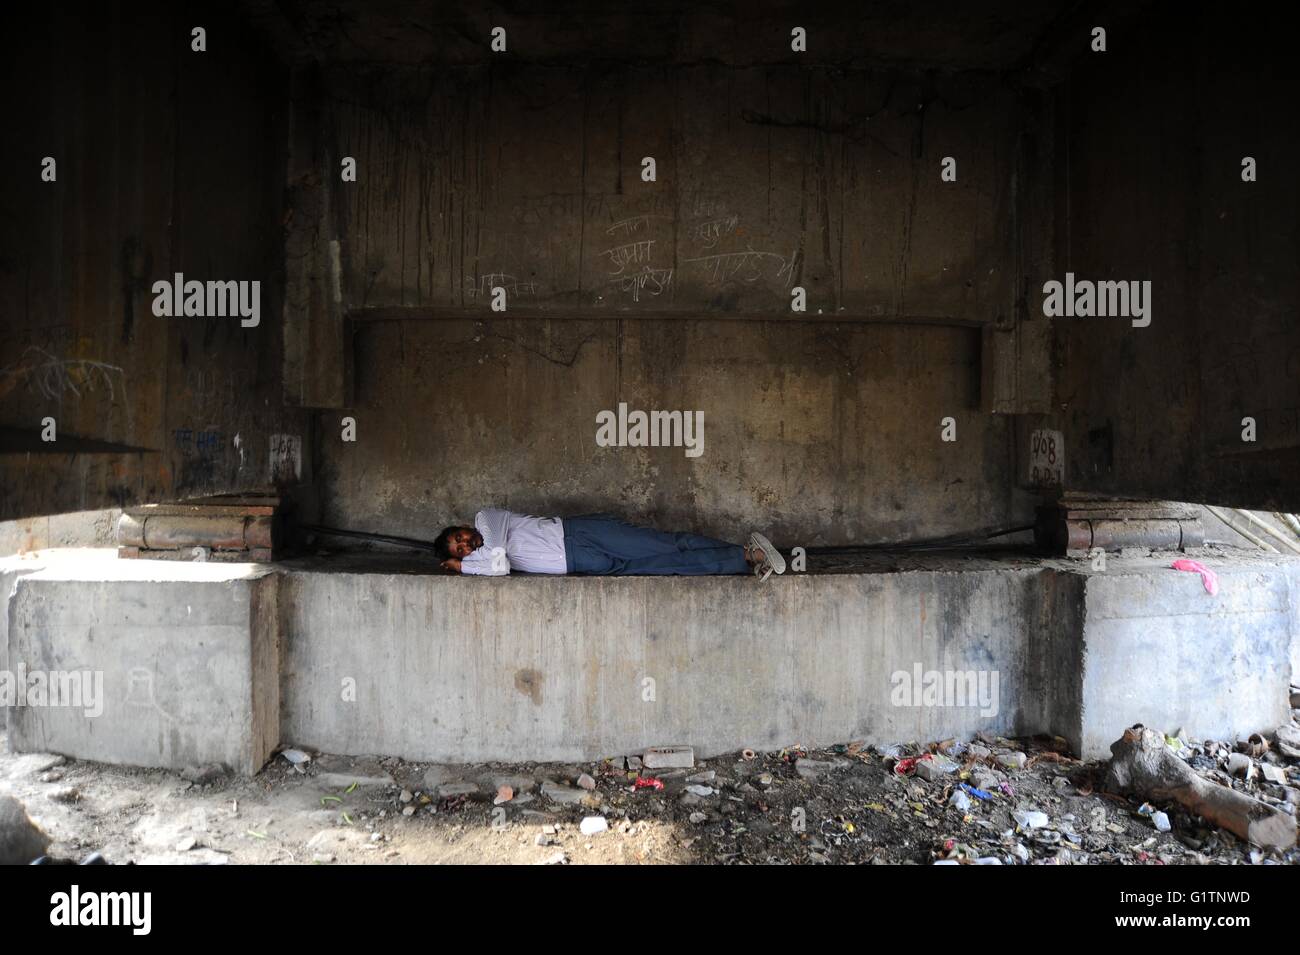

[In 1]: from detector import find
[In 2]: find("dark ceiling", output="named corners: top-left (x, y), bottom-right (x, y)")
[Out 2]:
top-left (244, 0), bottom-right (1097, 71)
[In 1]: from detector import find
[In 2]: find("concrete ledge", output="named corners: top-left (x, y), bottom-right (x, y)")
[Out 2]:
top-left (279, 565), bottom-right (1066, 763)
top-left (3, 551), bottom-right (279, 774)
top-left (4, 549), bottom-right (1297, 769)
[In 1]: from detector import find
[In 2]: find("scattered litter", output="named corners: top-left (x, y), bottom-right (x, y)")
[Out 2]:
top-left (12, 725), bottom-right (1298, 866)
top-left (1013, 810), bottom-right (1049, 830)
top-left (280, 749), bottom-right (311, 772)
top-left (998, 751), bottom-right (1028, 771)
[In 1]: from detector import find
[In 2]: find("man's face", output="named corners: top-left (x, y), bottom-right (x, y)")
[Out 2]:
top-left (448, 527), bottom-right (482, 559)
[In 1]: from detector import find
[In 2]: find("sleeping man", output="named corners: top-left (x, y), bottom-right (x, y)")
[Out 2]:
top-left (435, 509), bottom-right (785, 580)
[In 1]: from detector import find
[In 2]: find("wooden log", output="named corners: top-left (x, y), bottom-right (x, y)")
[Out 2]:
top-left (1104, 724), bottom-right (1296, 850)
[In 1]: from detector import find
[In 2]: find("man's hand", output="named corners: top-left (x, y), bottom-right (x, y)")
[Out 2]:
top-left (440, 558), bottom-right (462, 574)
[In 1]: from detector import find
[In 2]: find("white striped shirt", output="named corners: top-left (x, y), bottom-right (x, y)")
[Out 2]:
top-left (460, 508), bottom-right (567, 576)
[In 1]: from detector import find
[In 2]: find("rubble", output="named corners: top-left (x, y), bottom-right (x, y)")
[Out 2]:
top-left (916, 755), bottom-right (958, 781)
top-left (4, 720), bottom-right (1299, 864)
top-left (643, 746), bottom-right (694, 770)
top-left (0, 795), bottom-right (50, 865)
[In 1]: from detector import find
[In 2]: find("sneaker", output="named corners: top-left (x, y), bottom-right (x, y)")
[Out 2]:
top-left (748, 532), bottom-right (786, 580)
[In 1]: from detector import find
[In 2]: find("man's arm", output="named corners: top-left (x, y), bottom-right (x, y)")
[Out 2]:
top-left (459, 545), bottom-right (510, 576)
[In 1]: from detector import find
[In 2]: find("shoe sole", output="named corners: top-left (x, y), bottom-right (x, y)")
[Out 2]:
top-left (749, 532), bottom-right (786, 575)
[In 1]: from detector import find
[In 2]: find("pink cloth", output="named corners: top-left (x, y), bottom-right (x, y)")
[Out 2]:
top-left (1171, 558), bottom-right (1219, 595)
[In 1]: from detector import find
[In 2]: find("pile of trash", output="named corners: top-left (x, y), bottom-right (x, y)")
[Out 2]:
top-left (363, 712), bottom-right (1299, 864)
top-left (9, 696), bottom-right (1297, 865)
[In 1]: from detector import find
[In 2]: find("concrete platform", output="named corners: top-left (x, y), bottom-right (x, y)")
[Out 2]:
top-left (3, 548), bottom-right (1297, 771)
top-left (3, 550), bottom-right (279, 774)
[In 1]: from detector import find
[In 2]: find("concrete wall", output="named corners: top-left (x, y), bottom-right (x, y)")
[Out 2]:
top-left (0, 2), bottom-right (310, 521)
top-left (4, 0), bottom-right (1296, 536)
top-left (323, 319), bottom-right (1018, 545)
top-left (1076, 561), bottom-right (1295, 758)
top-left (0, 509), bottom-right (119, 558)
top-left (311, 55), bottom-right (1044, 543)
top-left (279, 565), bottom-right (1053, 762)
top-left (326, 64), bottom-right (1025, 318)
top-left (1038, 3), bottom-right (1300, 512)
top-left (279, 558), bottom-right (1295, 763)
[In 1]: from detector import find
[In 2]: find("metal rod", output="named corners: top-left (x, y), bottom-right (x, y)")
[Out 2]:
top-left (299, 524), bottom-right (442, 552)
top-left (1234, 509), bottom-right (1300, 555)
top-left (1204, 506), bottom-right (1279, 554)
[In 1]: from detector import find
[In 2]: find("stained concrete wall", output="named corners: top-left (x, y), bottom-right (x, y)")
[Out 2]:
top-left (5, 0), bottom-right (1296, 535)
top-left (326, 64), bottom-right (1026, 318)
top-left (0, 2), bottom-right (310, 521)
top-left (278, 558), bottom-right (1294, 763)
top-left (1077, 560), bottom-right (1295, 758)
top-left (0, 509), bottom-right (119, 558)
top-left (279, 564), bottom-right (1056, 762)
top-left (1039, 3), bottom-right (1300, 512)
top-left (313, 55), bottom-right (1044, 543)
top-left (323, 319), bottom-right (1019, 545)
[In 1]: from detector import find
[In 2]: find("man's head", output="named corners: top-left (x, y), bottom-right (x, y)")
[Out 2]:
top-left (435, 525), bottom-right (482, 560)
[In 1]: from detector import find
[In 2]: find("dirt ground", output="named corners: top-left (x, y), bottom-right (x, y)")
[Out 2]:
top-left (4, 729), bottom-right (1297, 865)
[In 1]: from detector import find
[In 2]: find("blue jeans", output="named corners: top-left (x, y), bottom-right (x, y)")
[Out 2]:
top-left (562, 514), bottom-right (748, 576)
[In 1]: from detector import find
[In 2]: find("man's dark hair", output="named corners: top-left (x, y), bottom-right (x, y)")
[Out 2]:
top-left (434, 525), bottom-right (460, 560)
